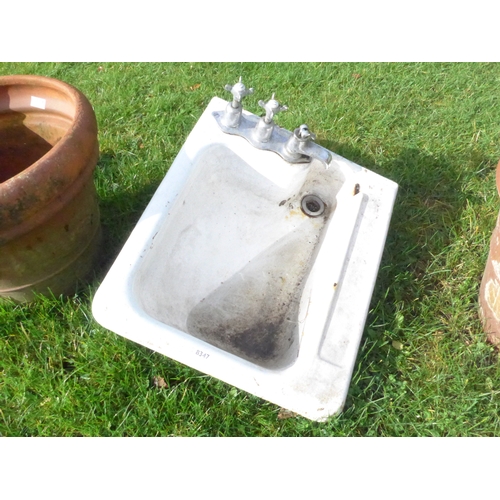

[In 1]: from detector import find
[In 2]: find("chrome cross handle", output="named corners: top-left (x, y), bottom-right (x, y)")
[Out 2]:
top-left (258, 94), bottom-right (288, 124)
top-left (224, 76), bottom-right (254, 108)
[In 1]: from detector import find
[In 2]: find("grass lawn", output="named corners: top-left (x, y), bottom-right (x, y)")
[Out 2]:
top-left (1, 62), bottom-right (500, 436)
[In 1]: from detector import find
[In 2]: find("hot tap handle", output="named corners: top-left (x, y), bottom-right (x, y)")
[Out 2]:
top-left (224, 77), bottom-right (254, 106)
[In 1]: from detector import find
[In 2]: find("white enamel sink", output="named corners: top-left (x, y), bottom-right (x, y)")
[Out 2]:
top-left (92, 96), bottom-right (398, 421)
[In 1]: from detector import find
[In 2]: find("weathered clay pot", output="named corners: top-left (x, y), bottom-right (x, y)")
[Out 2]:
top-left (0, 75), bottom-right (101, 302)
top-left (479, 160), bottom-right (500, 345)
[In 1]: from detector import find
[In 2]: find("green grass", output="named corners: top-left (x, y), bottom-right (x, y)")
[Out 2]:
top-left (2, 62), bottom-right (500, 436)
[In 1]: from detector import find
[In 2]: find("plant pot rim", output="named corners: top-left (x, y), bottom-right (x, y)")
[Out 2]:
top-left (0, 74), bottom-right (99, 242)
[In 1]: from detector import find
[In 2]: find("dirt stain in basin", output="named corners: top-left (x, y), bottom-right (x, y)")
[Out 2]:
top-left (232, 321), bottom-right (282, 361)
top-left (186, 223), bottom-right (324, 369)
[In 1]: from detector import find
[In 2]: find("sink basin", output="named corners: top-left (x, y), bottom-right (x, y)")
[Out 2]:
top-left (92, 96), bottom-right (398, 421)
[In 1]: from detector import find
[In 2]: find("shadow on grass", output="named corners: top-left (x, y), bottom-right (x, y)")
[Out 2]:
top-left (89, 150), bottom-right (164, 286)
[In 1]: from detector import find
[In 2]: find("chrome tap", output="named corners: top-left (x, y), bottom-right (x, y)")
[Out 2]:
top-left (253, 93), bottom-right (287, 143)
top-left (221, 77), bottom-right (254, 128)
top-left (284, 124), bottom-right (332, 168)
top-left (213, 83), bottom-right (333, 167)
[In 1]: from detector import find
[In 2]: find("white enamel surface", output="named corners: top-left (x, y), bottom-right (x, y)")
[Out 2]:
top-left (92, 97), bottom-right (398, 421)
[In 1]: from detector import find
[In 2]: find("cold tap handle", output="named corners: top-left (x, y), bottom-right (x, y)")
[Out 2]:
top-left (258, 93), bottom-right (288, 124)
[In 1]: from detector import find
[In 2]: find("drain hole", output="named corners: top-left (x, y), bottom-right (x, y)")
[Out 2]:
top-left (301, 194), bottom-right (325, 217)
top-left (306, 199), bottom-right (321, 212)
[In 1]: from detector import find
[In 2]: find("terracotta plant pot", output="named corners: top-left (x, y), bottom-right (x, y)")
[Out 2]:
top-left (479, 160), bottom-right (500, 345)
top-left (0, 75), bottom-right (101, 302)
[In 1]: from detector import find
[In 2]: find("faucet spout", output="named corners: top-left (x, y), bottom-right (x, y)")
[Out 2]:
top-left (284, 124), bottom-right (332, 168)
